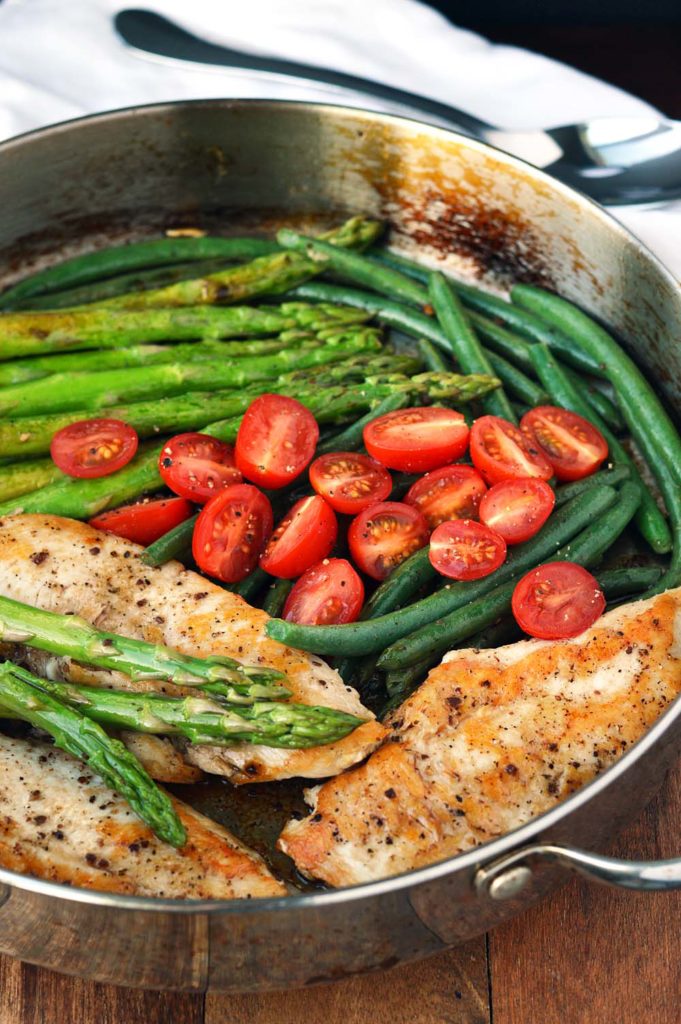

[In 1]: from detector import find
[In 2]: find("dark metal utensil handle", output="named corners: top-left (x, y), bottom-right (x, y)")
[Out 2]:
top-left (475, 843), bottom-right (681, 899)
top-left (115, 9), bottom-right (492, 138)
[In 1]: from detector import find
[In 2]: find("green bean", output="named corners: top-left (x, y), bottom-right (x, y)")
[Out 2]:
top-left (527, 341), bottom-right (671, 554)
top-left (0, 237), bottom-right (280, 309)
top-left (467, 309), bottom-right (624, 430)
top-left (315, 391), bottom-right (410, 455)
top-left (563, 368), bottom-right (625, 432)
top-left (514, 284), bottom-right (681, 591)
top-left (371, 250), bottom-right (606, 377)
top-left (417, 337), bottom-right (450, 373)
top-left (265, 484), bottom-right (617, 656)
top-left (429, 272), bottom-right (516, 420)
top-left (12, 258), bottom-right (236, 310)
top-left (278, 229), bottom-right (427, 306)
top-left (379, 479), bottom-right (641, 669)
top-left (486, 351), bottom-right (548, 408)
top-left (141, 514), bottom-right (199, 568)
top-left (235, 567), bottom-right (271, 604)
top-left (597, 564), bottom-right (663, 598)
top-left (467, 310), bottom-right (534, 372)
top-left (262, 579), bottom-right (293, 617)
top-left (554, 465), bottom-right (631, 507)
top-left (334, 548), bottom-right (439, 690)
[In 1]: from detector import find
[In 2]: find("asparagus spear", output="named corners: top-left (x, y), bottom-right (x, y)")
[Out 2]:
top-left (0, 330), bottom-right (383, 417)
top-left (0, 351), bottom-right (437, 460)
top-left (0, 236), bottom-right (281, 309)
top-left (1, 669), bottom-right (365, 749)
top-left (93, 217), bottom-right (382, 311)
top-left (0, 661), bottom-right (186, 847)
top-left (0, 332), bottom-right (329, 388)
top-left (0, 458), bottom-right (64, 503)
top-left (0, 592), bottom-right (289, 697)
top-left (0, 370), bottom-right (498, 514)
top-left (0, 300), bottom-right (369, 361)
top-left (13, 257), bottom-right (243, 311)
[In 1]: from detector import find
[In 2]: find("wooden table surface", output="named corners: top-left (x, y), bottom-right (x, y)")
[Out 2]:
top-left (2, 19), bottom-right (681, 1024)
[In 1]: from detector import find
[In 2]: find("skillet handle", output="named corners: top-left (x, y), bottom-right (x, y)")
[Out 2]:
top-left (474, 843), bottom-right (681, 899)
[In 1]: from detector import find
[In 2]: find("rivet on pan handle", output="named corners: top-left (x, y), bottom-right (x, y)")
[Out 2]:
top-left (474, 843), bottom-right (681, 899)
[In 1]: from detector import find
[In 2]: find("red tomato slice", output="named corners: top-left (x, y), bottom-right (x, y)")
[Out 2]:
top-left (478, 478), bottom-right (555, 545)
top-left (192, 483), bottom-right (273, 583)
top-left (363, 407), bottom-right (470, 473)
top-left (404, 465), bottom-right (487, 529)
top-left (235, 394), bottom-right (319, 489)
top-left (470, 415), bottom-right (553, 484)
top-left (429, 519), bottom-right (507, 580)
top-left (309, 451), bottom-right (392, 515)
top-left (348, 501), bottom-right (430, 581)
top-left (520, 406), bottom-right (609, 482)
top-left (159, 432), bottom-right (241, 503)
top-left (89, 496), bottom-right (193, 546)
top-left (260, 495), bottom-right (338, 579)
top-left (512, 562), bottom-right (605, 639)
top-left (50, 418), bottom-right (138, 479)
top-left (282, 558), bottom-right (364, 625)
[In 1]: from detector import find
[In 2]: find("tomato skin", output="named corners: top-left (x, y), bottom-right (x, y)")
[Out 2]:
top-left (470, 415), bottom-right (553, 485)
top-left (309, 452), bottom-right (392, 515)
top-left (235, 394), bottom-right (319, 489)
top-left (429, 519), bottom-right (507, 581)
top-left (89, 496), bottom-right (193, 546)
top-left (51, 418), bottom-right (138, 479)
top-left (520, 406), bottom-right (609, 482)
top-left (363, 407), bottom-right (470, 473)
top-left (348, 501), bottom-right (430, 581)
top-left (479, 478), bottom-right (555, 545)
top-left (159, 432), bottom-right (241, 503)
top-left (192, 483), bottom-right (273, 583)
top-left (282, 558), bottom-right (364, 625)
top-left (404, 465), bottom-right (487, 529)
top-left (512, 562), bottom-right (605, 639)
top-left (260, 495), bottom-right (338, 579)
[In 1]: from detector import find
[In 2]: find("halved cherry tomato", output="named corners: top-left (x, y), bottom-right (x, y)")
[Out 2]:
top-left (50, 418), bottom-right (138, 479)
top-left (512, 561), bottom-right (605, 639)
top-left (260, 495), bottom-right (338, 579)
top-left (429, 519), bottom-right (507, 580)
top-left (479, 478), bottom-right (555, 545)
top-left (235, 394), bottom-right (319, 489)
top-left (520, 406), bottom-right (609, 482)
top-left (363, 407), bottom-right (470, 473)
top-left (282, 558), bottom-right (364, 625)
top-left (159, 432), bottom-right (241, 503)
top-left (470, 415), bottom-right (553, 484)
top-left (89, 496), bottom-right (193, 546)
top-left (404, 465), bottom-right (487, 529)
top-left (309, 451), bottom-right (392, 515)
top-left (348, 501), bottom-right (430, 580)
top-left (192, 483), bottom-right (273, 583)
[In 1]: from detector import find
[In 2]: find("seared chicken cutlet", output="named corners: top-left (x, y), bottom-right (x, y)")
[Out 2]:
top-left (0, 733), bottom-right (285, 897)
top-left (0, 515), bottom-right (384, 782)
top-left (280, 588), bottom-right (681, 886)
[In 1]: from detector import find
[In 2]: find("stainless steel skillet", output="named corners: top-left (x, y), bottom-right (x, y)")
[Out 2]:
top-left (0, 99), bottom-right (680, 992)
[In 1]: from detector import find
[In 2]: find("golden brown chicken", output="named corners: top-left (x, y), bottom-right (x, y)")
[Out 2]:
top-left (0, 514), bottom-right (384, 783)
top-left (0, 733), bottom-right (286, 898)
top-left (280, 587), bottom-right (681, 886)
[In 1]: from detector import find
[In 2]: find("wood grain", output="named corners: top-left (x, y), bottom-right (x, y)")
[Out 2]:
top-left (205, 939), bottom-right (489, 1024)
top-left (489, 759), bottom-right (681, 1024)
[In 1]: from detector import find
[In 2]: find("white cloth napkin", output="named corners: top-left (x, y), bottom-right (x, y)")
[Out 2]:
top-left (0, 0), bottom-right (679, 277)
